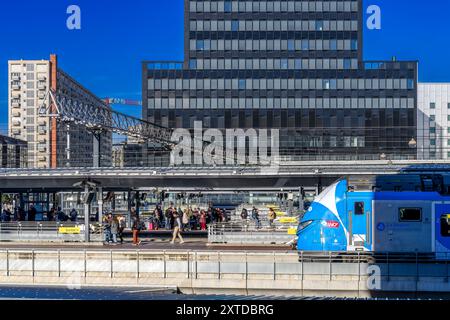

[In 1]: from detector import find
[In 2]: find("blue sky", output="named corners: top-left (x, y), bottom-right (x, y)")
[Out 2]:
top-left (0, 0), bottom-right (449, 129)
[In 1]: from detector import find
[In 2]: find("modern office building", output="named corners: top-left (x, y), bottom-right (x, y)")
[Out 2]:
top-left (0, 135), bottom-right (28, 168)
top-left (143, 0), bottom-right (418, 165)
top-left (8, 54), bottom-right (112, 168)
top-left (112, 142), bottom-right (145, 168)
top-left (417, 83), bottom-right (450, 160)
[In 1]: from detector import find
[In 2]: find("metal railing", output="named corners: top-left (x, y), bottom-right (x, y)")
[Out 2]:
top-left (0, 222), bottom-right (103, 242)
top-left (0, 250), bottom-right (450, 291)
top-left (208, 221), bottom-right (297, 244)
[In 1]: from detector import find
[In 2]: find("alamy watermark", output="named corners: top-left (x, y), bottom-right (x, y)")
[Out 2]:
top-left (66, 5), bottom-right (81, 30)
top-left (170, 121), bottom-right (280, 173)
top-left (65, 4), bottom-right (381, 31)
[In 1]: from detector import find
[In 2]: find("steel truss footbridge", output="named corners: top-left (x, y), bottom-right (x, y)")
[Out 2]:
top-left (1, 160), bottom-right (449, 192)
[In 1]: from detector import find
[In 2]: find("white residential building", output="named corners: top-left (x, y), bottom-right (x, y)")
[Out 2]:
top-left (8, 54), bottom-right (112, 168)
top-left (418, 83), bottom-right (450, 160)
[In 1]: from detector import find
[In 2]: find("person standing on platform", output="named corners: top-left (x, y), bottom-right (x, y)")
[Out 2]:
top-left (28, 205), bottom-right (37, 222)
top-left (111, 216), bottom-right (119, 244)
top-left (131, 215), bottom-right (142, 246)
top-left (118, 216), bottom-right (126, 244)
top-left (69, 208), bottom-right (78, 222)
top-left (199, 210), bottom-right (207, 231)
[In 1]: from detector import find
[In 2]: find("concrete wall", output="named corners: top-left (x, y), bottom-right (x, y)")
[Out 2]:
top-left (0, 250), bottom-right (449, 298)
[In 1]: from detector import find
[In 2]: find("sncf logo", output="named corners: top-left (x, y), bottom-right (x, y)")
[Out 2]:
top-left (321, 220), bottom-right (340, 228)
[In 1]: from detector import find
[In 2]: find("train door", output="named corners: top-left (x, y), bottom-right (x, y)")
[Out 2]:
top-left (434, 203), bottom-right (450, 259)
top-left (347, 193), bottom-right (373, 251)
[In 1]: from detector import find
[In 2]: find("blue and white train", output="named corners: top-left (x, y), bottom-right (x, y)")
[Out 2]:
top-left (296, 173), bottom-right (450, 257)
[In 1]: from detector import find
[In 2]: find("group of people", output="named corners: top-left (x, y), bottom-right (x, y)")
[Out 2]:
top-left (150, 204), bottom-right (228, 231)
top-left (0, 205), bottom-right (78, 223)
top-left (240, 206), bottom-right (277, 228)
top-left (103, 213), bottom-right (127, 245)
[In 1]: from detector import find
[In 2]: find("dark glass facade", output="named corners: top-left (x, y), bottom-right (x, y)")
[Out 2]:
top-left (0, 135), bottom-right (28, 168)
top-left (143, 0), bottom-right (418, 165)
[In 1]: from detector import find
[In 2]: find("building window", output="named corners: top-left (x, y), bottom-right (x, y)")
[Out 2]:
top-left (288, 40), bottom-right (295, 51)
top-left (407, 79), bottom-right (414, 89)
top-left (231, 20), bottom-right (239, 31)
top-left (315, 21), bottom-right (323, 31)
top-left (238, 79), bottom-right (246, 90)
top-left (430, 139), bottom-right (436, 146)
top-left (441, 215), bottom-right (450, 237)
top-left (189, 60), bottom-right (197, 69)
top-left (224, 1), bottom-right (232, 12)
top-left (430, 127), bottom-right (436, 134)
top-left (430, 115), bottom-right (435, 122)
top-left (196, 40), bottom-right (204, 51)
top-left (343, 59), bottom-right (351, 69)
top-left (354, 202), bottom-right (364, 215)
top-left (430, 102), bottom-right (436, 109)
top-left (399, 208), bottom-right (422, 222)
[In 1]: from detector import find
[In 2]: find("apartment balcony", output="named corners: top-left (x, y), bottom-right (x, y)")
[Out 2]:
top-left (11, 84), bottom-right (21, 90)
top-left (38, 146), bottom-right (47, 153)
top-left (11, 101), bottom-right (20, 108)
top-left (38, 92), bottom-right (46, 99)
top-left (11, 75), bottom-right (20, 81)
top-left (37, 83), bottom-right (46, 90)
top-left (38, 156), bottom-right (47, 162)
top-left (11, 129), bottom-right (21, 135)
top-left (11, 111), bottom-right (21, 117)
top-left (38, 120), bottom-right (47, 126)
top-left (37, 74), bottom-right (47, 81)
top-left (12, 119), bottom-right (21, 126)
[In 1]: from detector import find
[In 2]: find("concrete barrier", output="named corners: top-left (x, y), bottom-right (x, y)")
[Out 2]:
top-left (0, 249), bottom-right (450, 297)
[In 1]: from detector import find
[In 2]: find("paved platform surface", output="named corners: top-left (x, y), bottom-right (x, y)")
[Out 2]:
top-left (0, 239), bottom-right (293, 252)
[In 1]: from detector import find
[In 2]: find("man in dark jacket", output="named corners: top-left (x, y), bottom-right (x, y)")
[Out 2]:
top-left (28, 205), bottom-right (37, 222)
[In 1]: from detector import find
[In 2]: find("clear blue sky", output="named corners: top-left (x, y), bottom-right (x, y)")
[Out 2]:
top-left (0, 0), bottom-right (449, 128)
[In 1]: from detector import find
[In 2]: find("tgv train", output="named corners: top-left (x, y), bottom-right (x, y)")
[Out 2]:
top-left (296, 172), bottom-right (450, 256)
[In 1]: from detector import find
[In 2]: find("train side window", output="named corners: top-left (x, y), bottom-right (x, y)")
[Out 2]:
top-left (399, 208), bottom-right (422, 222)
top-left (354, 202), bottom-right (364, 215)
top-left (440, 214), bottom-right (450, 237)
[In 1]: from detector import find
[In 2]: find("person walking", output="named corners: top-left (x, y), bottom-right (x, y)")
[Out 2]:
top-left (111, 216), bottom-right (119, 244)
top-left (131, 215), bottom-right (142, 246)
top-left (170, 212), bottom-right (185, 244)
top-left (268, 207), bottom-right (277, 228)
top-left (118, 216), bottom-right (126, 244)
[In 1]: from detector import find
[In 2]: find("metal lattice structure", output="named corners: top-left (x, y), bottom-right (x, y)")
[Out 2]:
top-left (40, 89), bottom-right (174, 147)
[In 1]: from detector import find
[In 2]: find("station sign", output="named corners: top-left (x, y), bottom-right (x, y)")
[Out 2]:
top-left (58, 226), bottom-right (81, 234)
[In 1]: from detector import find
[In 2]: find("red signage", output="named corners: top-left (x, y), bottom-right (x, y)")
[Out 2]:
top-left (322, 220), bottom-right (340, 228)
